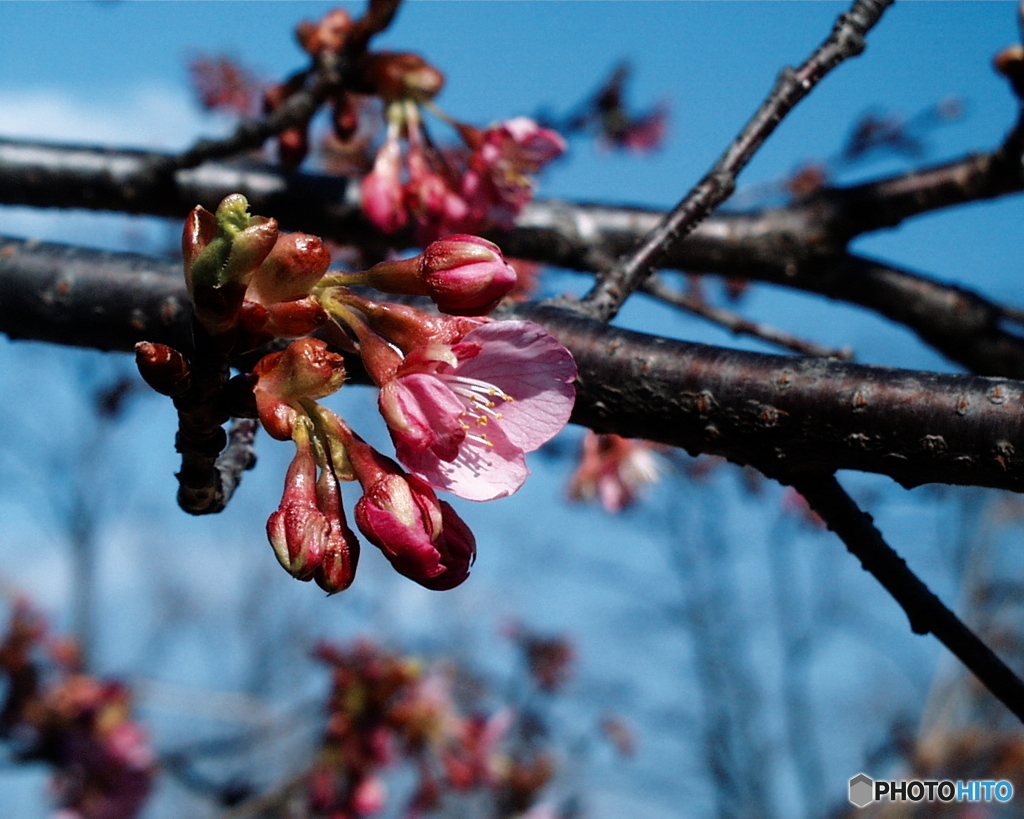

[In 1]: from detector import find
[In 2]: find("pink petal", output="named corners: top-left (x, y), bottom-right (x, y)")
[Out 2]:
top-left (383, 374), bottom-right (466, 460)
top-left (454, 321), bottom-right (576, 452)
top-left (397, 420), bottom-right (529, 501)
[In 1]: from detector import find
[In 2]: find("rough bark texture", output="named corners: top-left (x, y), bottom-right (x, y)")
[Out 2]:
top-left (6, 235), bottom-right (1024, 495)
top-left (4, 138), bottom-right (1024, 377)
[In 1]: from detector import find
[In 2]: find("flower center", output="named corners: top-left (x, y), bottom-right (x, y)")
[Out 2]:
top-left (438, 374), bottom-right (515, 447)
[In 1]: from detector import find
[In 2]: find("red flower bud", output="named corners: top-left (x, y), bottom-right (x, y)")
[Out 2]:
top-left (134, 342), bottom-right (191, 397)
top-left (313, 456), bottom-right (360, 595)
top-left (351, 453), bottom-right (476, 590)
top-left (247, 232), bottom-right (332, 306)
top-left (350, 235), bottom-right (515, 316)
top-left (361, 136), bottom-right (408, 234)
top-left (277, 124), bottom-right (310, 170)
top-left (252, 339), bottom-right (346, 440)
top-left (268, 426), bottom-right (329, 581)
top-left (419, 235), bottom-right (518, 315)
top-left (359, 52), bottom-right (445, 103)
top-left (296, 8), bottom-right (353, 55)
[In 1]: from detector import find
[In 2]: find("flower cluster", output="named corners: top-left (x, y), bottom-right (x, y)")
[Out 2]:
top-left (305, 640), bottom-right (555, 818)
top-left (287, 8), bottom-right (567, 241)
top-left (362, 107), bottom-right (565, 243)
top-left (0, 601), bottom-right (155, 819)
top-left (138, 195), bottom-right (576, 594)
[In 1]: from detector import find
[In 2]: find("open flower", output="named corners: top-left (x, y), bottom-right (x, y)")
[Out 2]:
top-left (459, 118), bottom-right (566, 229)
top-left (378, 321), bottom-right (576, 501)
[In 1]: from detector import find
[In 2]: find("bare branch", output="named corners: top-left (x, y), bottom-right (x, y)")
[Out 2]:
top-left (791, 472), bottom-right (1024, 725)
top-left (6, 137), bottom-right (1023, 377)
top-left (641, 274), bottom-right (852, 360)
top-left (576, 0), bottom-right (894, 322)
top-left (157, 0), bottom-right (404, 174)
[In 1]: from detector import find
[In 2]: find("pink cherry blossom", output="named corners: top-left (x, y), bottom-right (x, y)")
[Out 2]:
top-left (460, 118), bottom-right (566, 229)
top-left (379, 320), bottom-right (576, 501)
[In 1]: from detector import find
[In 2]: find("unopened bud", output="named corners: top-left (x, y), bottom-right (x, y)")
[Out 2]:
top-left (419, 235), bottom-right (517, 315)
top-left (361, 137), bottom-right (408, 234)
top-left (252, 339), bottom-right (346, 440)
top-left (188, 195), bottom-right (279, 291)
top-left (313, 461), bottom-right (360, 595)
top-left (134, 342), bottom-right (191, 397)
top-left (247, 233), bottom-right (332, 306)
top-left (345, 438), bottom-right (476, 590)
top-left (296, 8), bottom-right (353, 55)
top-left (267, 424), bottom-right (328, 581)
top-left (277, 124), bottom-right (310, 170)
top-left (360, 52), bottom-right (445, 103)
top-left (352, 236), bottom-right (515, 316)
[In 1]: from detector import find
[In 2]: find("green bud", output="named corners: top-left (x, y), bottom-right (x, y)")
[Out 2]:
top-left (189, 194), bottom-right (279, 289)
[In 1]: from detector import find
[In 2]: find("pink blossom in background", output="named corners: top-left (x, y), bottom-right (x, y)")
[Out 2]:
top-left (568, 432), bottom-right (663, 513)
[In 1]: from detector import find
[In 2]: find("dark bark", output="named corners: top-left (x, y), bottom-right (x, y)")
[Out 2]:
top-left (6, 235), bottom-right (1024, 496)
top-left (3, 138), bottom-right (1023, 379)
top-left (793, 473), bottom-right (1024, 725)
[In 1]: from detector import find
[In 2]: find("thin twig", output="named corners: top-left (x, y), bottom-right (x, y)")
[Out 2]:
top-left (155, 0), bottom-right (403, 174)
top-left (576, 0), bottom-right (894, 322)
top-left (213, 418), bottom-right (259, 507)
top-left (790, 472), bottom-right (1024, 725)
top-left (642, 275), bottom-right (853, 360)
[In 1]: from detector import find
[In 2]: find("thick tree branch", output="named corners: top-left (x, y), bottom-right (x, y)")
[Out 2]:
top-left (6, 236), bottom-right (1024, 496)
top-left (4, 138), bottom-right (1023, 378)
top-left (792, 473), bottom-right (1024, 724)
top-left (576, 0), bottom-right (894, 322)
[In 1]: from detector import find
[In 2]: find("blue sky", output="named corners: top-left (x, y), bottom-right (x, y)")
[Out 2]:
top-left (2, 3), bottom-right (1024, 818)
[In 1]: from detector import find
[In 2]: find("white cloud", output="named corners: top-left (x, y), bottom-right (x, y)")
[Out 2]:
top-left (0, 83), bottom-right (231, 150)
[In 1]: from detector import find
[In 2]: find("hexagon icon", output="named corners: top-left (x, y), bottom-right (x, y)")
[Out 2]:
top-left (849, 773), bottom-right (874, 808)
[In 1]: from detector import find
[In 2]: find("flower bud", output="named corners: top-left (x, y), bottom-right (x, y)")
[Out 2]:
top-left (252, 339), bottom-right (346, 440)
top-left (296, 8), bottom-right (353, 55)
top-left (350, 236), bottom-right (515, 316)
top-left (361, 137), bottom-right (408, 234)
top-left (277, 125), bottom-right (310, 170)
top-left (351, 775), bottom-right (387, 816)
top-left (359, 52), bottom-right (445, 103)
top-left (188, 195), bottom-right (279, 291)
top-left (419, 235), bottom-right (517, 315)
top-left (351, 450), bottom-right (476, 590)
top-left (313, 456), bottom-right (360, 595)
top-left (184, 196), bottom-right (279, 334)
top-left (267, 424), bottom-right (328, 581)
top-left (134, 342), bottom-right (191, 397)
top-left (264, 296), bottom-right (329, 338)
top-left (247, 233), bottom-right (332, 306)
